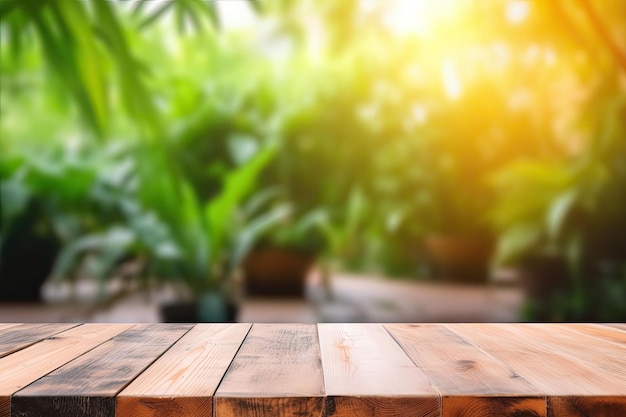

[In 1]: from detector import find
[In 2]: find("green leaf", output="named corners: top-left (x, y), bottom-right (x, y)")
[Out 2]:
top-left (546, 190), bottom-right (578, 240)
top-left (229, 204), bottom-right (290, 273)
top-left (495, 223), bottom-right (542, 265)
top-left (52, 227), bottom-right (136, 280)
top-left (27, 3), bottom-right (104, 135)
top-left (0, 0), bottom-right (21, 19)
top-left (138, 1), bottom-right (173, 30)
top-left (201, 0), bottom-right (220, 29)
top-left (206, 144), bottom-right (276, 249)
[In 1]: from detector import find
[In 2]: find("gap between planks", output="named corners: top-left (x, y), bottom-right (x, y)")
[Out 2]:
top-left (116, 323), bottom-right (251, 417)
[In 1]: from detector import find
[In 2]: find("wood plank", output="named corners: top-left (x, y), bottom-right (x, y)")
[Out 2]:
top-left (0, 323), bottom-right (78, 358)
top-left (548, 395), bottom-right (626, 417)
top-left (214, 324), bottom-right (324, 417)
top-left (318, 324), bottom-right (439, 417)
top-left (508, 324), bottom-right (626, 379)
top-left (0, 323), bottom-right (133, 417)
top-left (386, 324), bottom-right (545, 417)
top-left (560, 323), bottom-right (626, 346)
top-left (446, 324), bottom-right (626, 417)
top-left (117, 323), bottom-right (251, 417)
top-left (11, 323), bottom-right (191, 417)
top-left (601, 323), bottom-right (626, 331)
top-left (0, 324), bottom-right (20, 332)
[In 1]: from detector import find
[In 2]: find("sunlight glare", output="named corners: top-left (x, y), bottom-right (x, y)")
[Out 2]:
top-left (217, 0), bottom-right (257, 30)
top-left (442, 60), bottom-right (462, 100)
top-left (382, 0), bottom-right (456, 37)
top-left (506, 0), bottom-right (530, 25)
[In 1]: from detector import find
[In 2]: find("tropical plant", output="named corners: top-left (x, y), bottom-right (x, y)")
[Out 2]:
top-left (136, 142), bottom-right (285, 296)
top-left (490, 83), bottom-right (626, 320)
top-left (0, 0), bottom-right (260, 137)
top-left (0, 141), bottom-right (135, 300)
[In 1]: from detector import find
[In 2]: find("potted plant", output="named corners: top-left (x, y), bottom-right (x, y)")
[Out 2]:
top-left (489, 159), bottom-right (579, 318)
top-left (490, 90), bottom-right (626, 320)
top-left (243, 206), bottom-right (327, 297)
top-left (52, 141), bottom-right (284, 322)
top-left (0, 146), bottom-right (105, 301)
top-left (404, 111), bottom-right (498, 284)
top-left (139, 141), bottom-right (289, 322)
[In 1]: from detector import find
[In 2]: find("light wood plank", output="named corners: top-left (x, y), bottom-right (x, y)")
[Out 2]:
top-left (318, 324), bottom-right (439, 417)
top-left (447, 324), bottom-right (626, 417)
top-left (0, 323), bottom-right (132, 417)
top-left (601, 323), bottom-right (626, 332)
top-left (560, 323), bottom-right (626, 346)
top-left (0, 323), bottom-right (78, 358)
top-left (509, 324), bottom-right (626, 380)
top-left (11, 324), bottom-right (191, 417)
top-left (386, 324), bottom-right (545, 417)
top-left (117, 323), bottom-right (251, 417)
top-left (214, 323), bottom-right (324, 417)
top-left (0, 324), bottom-right (20, 332)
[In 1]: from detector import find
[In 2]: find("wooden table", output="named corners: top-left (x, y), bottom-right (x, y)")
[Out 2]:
top-left (0, 323), bottom-right (624, 417)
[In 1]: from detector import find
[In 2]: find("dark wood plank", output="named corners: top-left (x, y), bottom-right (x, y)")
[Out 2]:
top-left (214, 324), bottom-right (324, 417)
top-left (117, 323), bottom-right (251, 417)
top-left (318, 324), bottom-right (439, 417)
top-left (386, 324), bottom-right (545, 417)
top-left (447, 324), bottom-right (626, 417)
top-left (0, 324), bottom-right (133, 417)
top-left (11, 323), bottom-right (191, 417)
top-left (549, 396), bottom-right (626, 417)
top-left (0, 323), bottom-right (78, 358)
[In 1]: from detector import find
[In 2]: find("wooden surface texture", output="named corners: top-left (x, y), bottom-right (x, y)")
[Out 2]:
top-left (387, 324), bottom-right (546, 417)
top-left (214, 324), bottom-right (325, 417)
top-left (0, 323), bottom-right (622, 417)
top-left (117, 323), bottom-right (251, 417)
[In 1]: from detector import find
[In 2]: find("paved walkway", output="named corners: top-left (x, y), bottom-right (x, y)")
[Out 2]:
top-left (0, 272), bottom-right (523, 323)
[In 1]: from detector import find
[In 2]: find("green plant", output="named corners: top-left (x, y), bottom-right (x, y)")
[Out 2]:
top-left (259, 206), bottom-right (328, 253)
top-left (0, 0), bottom-right (260, 137)
top-left (0, 142), bottom-right (136, 300)
top-left (490, 86), bottom-right (626, 320)
top-left (136, 142), bottom-right (285, 297)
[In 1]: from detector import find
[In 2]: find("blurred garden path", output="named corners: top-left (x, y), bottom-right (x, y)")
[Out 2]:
top-left (0, 272), bottom-right (522, 323)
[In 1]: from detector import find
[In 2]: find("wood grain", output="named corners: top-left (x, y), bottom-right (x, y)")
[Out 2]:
top-left (0, 323), bottom-right (78, 358)
top-left (117, 323), bottom-right (250, 417)
top-left (318, 324), bottom-right (439, 417)
top-left (446, 324), bottom-right (626, 417)
top-left (0, 323), bottom-right (132, 417)
top-left (0, 324), bottom-right (20, 332)
top-left (214, 324), bottom-right (324, 417)
top-left (386, 324), bottom-right (545, 417)
top-left (561, 323), bottom-right (626, 346)
top-left (11, 324), bottom-right (191, 417)
top-left (600, 323), bottom-right (626, 332)
top-left (548, 396), bottom-right (626, 417)
top-left (507, 324), bottom-right (626, 380)
top-left (1, 323), bottom-right (624, 417)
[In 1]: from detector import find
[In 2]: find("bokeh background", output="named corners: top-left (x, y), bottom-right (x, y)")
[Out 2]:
top-left (1, 0), bottom-right (625, 323)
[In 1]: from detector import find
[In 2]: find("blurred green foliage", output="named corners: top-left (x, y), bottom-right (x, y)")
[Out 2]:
top-left (1, 0), bottom-right (625, 319)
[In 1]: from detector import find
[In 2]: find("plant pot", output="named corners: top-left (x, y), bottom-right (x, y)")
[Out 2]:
top-left (243, 247), bottom-right (316, 297)
top-left (0, 232), bottom-right (60, 301)
top-left (424, 234), bottom-right (494, 284)
top-left (160, 293), bottom-right (238, 323)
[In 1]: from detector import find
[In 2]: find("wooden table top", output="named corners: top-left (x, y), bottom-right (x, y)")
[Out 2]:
top-left (0, 323), bottom-right (624, 417)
